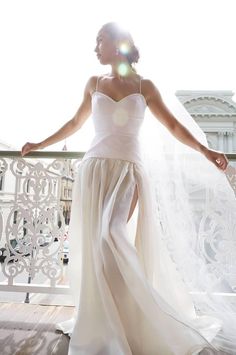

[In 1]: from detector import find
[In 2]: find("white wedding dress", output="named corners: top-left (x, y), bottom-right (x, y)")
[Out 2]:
top-left (56, 76), bottom-right (229, 355)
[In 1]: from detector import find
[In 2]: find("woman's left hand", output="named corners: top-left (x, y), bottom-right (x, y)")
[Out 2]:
top-left (202, 147), bottom-right (229, 172)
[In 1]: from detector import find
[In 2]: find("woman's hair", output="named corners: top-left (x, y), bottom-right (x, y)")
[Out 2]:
top-left (100, 22), bottom-right (140, 70)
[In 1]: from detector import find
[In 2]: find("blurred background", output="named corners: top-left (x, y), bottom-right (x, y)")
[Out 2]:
top-left (0, 0), bottom-right (235, 151)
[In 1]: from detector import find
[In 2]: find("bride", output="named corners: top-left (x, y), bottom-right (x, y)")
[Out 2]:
top-left (22, 22), bottom-right (236, 355)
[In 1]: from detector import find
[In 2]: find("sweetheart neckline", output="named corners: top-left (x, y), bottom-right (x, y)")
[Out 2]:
top-left (92, 91), bottom-right (147, 106)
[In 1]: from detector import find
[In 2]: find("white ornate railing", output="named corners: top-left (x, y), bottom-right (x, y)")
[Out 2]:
top-left (0, 151), bottom-right (236, 302)
top-left (0, 151), bottom-right (84, 299)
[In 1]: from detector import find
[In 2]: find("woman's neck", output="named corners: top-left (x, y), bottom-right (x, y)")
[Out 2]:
top-left (110, 61), bottom-right (135, 79)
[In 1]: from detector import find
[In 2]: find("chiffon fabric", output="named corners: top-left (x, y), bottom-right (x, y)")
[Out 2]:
top-left (56, 77), bottom-right (236, 354)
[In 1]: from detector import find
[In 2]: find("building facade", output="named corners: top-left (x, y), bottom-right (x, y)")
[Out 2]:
top-left (176, 90), bottom-right (236, 152)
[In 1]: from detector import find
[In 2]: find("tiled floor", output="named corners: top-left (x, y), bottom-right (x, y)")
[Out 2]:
top-left (0, 302), bottom-right (230, 355)
top-left (0, 302), bottom-right (75, 355)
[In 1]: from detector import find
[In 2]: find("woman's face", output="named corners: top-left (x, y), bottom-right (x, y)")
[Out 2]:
top-left (94, 29), bottom-right (117, 65)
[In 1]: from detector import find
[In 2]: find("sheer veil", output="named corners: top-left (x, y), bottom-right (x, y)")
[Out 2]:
top-left (138, 88), bottom-right (236, 354)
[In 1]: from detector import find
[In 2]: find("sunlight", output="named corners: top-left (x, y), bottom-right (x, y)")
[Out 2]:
top-left (117, 63), bottom-right (129, 76)
top-left (0, 0), bottom-right (235, 150)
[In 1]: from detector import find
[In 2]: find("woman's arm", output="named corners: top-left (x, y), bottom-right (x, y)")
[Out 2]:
top-left (21, 76), bottom-right (97, 156)
top-left (142, 79), bottom-right (229, 172)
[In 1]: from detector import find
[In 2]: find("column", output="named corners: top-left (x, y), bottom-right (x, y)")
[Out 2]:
top-left (227, 132), bottom-right (234, 152)
top-left (218, 131), bottom-right (224, 151)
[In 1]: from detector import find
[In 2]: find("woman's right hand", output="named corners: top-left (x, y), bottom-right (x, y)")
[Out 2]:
top-left (21, 142), bottom-right (42, 157)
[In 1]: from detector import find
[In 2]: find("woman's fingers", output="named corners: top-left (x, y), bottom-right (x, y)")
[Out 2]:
top-left (215, 153), bottom-right (228, 171)
top-left (21, 143), bottom-right (30, 156)
top-left (21, 142), bottom-right (40, 156)
top-left (205, 149), bottom-right (229, 172)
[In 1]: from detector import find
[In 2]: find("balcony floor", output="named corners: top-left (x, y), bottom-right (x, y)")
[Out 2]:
top-left (0, 302), bottom-right (74, 355)
top-left (0, 302), bottom-right (229, 355)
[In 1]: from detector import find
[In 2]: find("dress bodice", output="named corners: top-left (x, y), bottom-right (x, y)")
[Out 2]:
top-left (91, 91), bottom-right (146, 135)
top-left (82, 87), bottom-right (147, 164)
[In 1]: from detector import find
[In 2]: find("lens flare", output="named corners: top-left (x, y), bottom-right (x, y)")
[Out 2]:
top-left (119, 42), bottom-right (130, 55)
top-left (112, 108), bottom-right (129, 126)
top-left (118, 63), bottom-right (129, 76)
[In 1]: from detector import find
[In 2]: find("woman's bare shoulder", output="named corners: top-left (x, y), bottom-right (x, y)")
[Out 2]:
top-left (85, 74), bottom-right (109, 94)
top-left (140, 77), bottom-right (161, 102)
top-left (86, 75), bottom-right (98, 89)
top-left (82, 75), bottom-right (101, 97)
top-left (140, 77), bottom-right (158, 90)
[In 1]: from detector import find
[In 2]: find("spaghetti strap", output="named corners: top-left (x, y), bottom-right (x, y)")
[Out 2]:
top-left (96, 76), bottom-right (100, 92)
top-left (139, 76), bottom-right (142, 94)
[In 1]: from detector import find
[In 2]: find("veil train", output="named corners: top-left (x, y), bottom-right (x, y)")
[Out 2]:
top-left (138, 89), bottom-right (236, 354)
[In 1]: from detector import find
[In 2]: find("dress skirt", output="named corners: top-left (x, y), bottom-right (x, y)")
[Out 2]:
top-left (56, 157), bottom-right (222, 355)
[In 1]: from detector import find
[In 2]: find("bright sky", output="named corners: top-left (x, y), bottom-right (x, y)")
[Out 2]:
top-left (1, 0), bottom-right (236, 151)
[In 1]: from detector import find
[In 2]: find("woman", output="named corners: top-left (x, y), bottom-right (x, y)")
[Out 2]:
top-left (22, 22), bottom-right (235, 355)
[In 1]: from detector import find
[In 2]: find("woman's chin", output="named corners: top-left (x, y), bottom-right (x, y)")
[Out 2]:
top-left (97, 57), bottom-right (109, 65)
